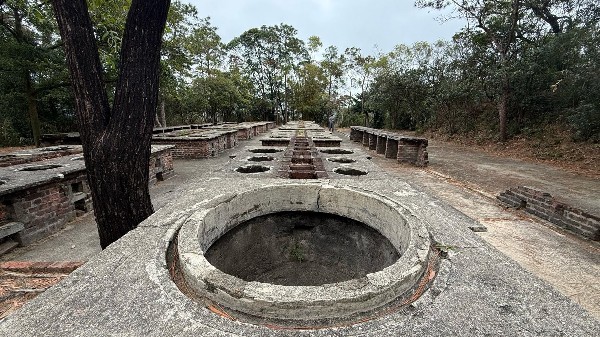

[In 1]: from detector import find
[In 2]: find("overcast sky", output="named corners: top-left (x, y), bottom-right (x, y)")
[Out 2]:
top-left (185, 0), bottom-right (464, 54)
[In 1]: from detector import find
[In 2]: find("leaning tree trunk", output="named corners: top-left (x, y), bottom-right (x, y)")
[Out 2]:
top-left (52, 0), bottom-right (170, 248)
top-left (14, 9), bottom-right (42, 147)
top-left (498, 77), bottom-right (509, 142)
top-left (25, 72), bottom-right (41, 147)
top-left (160, 100), bottom-right (167, 127)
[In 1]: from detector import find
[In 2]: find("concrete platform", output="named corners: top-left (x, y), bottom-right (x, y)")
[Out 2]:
top-left (0, 126), bottom-right (598, 335)
top-left (1, 182), bottom-right (598, 335)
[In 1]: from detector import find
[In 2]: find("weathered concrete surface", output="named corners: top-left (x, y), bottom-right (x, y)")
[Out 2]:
top-left (0, 176), bottom-right (598, 336)
top-left (0, 156), bottom-right (204, 262)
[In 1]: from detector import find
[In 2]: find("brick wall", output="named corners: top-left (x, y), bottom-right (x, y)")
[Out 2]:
top-left (227, 132), bottom-right (239, 148)
top-left (313, 140), bottom-right (342, 147)
top-left (237, 128), bottom-right (252, 140)
top-left (350, 126), bottom-right (428, 167)
top-left (149, 148), bottom-right (175, 185)
top-left (153, 131), bottom-right (238, 159)
top-left (497, 186), bottom-right (599, 241)
top-left (385, 138), bottom-right (399, 159)
top-left (350, 128), bottom-right (363, 142)
top-left (152, 139), bottom-right (212, 158)
top-left (376, 135), bottom-right (386, 154)
top-left (396, 141), bottom-right (428, 167)
top-left (3, 173), bottom-right (92, 245)
top-left (0, 202), bottom-right (12, 223)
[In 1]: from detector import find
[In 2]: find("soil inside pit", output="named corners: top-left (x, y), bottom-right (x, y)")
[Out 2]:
top-left (205, 211), bottom-right (400, 286)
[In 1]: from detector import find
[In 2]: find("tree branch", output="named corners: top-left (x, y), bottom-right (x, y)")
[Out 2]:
top-left (52, 0), bottom-right (111, 143)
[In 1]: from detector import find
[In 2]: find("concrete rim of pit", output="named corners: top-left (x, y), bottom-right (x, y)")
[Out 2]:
top-left (176, 184), bottom-right (431, 322)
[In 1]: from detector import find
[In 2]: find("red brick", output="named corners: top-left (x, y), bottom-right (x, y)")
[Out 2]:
top-left (47, 261), bottom-right (85, 273)
top-left (0, 261), bottom-right (34, 272)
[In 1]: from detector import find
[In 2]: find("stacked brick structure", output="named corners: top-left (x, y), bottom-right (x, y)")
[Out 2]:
top-left (149, 145), bottom-right (175, 185)
top-left (152, 130), bottom-right (237, 159)
top-left (312, 138), bottom-right (342, 147)
top-left (497, 186), bottom-right (599, 241)
top-left (0, 146), bottom-right (83, 167)
top-left (153, 122), bottom-right (274, 159)
top-left (350, 126), bottom-right (428, 167)
top-left (0, 160), bottom-right (91, 246)
top-left (262, 138), bottom-right (290, 147)
top-left (0, 145), bottom-right (175, 249)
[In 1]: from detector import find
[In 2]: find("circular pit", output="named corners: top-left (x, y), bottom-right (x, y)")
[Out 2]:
top-left (327, 157), bottom-right (356, 163)
top-left (175, 185), bottom-right (432, 324)
top-left (320, 148), bottom-right (354, 155)
top-left (247, 156), bottom-right (275, 162)
top-left (236, 165), bottom-right (270, 174)
top-left (334, 167), bottom-right (368, 176)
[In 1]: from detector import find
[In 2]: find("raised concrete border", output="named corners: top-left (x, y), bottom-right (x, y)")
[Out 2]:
top-left (177, 184), bottom-right (431, 321)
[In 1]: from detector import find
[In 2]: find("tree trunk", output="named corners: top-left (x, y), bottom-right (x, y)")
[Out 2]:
top-left (14, 8), bottom-right (41, 147)
top-left (52, 0), bottom-right (170, 248)
top-left (160, 100), bottom-right (167, 127)
top-left (25, 72), bottom-right (41, 147)
top-left (498, 78), bottom-right (509, 142)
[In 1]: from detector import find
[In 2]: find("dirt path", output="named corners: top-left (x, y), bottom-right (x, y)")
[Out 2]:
top-left (372, 138), bottom-right (600, 320)
top-left (425, 140), bottom-right (600, 214)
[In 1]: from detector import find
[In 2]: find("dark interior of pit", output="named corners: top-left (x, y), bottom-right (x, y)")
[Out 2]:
top-left (205, 211), bottom-right (400, 286)
top-left (248, 156), bottom-right (274, 162)
top-left (249, 148), bottom-right (282, 153)
top-left (334, 167), bottom-right (368, 176)
top-left (236, 165), bottom-right (270, 173)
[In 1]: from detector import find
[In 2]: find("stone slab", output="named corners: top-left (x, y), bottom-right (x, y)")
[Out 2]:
top-left (0, 221), bottom-right (24, 238)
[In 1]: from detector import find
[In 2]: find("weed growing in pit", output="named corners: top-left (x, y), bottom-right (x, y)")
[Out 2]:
top-left (289, 241), bottom-right (305, 262)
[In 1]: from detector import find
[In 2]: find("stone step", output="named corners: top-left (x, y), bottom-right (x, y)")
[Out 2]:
top-left (0, 240), bottom-right (18, 255)
top-left (0, 221), bottom-right (24, 239)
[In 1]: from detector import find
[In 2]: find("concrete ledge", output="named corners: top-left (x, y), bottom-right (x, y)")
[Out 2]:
top-left (0, 222), bottom-right (24, 239)
top-left (0, 146), bottom-right (83, 167)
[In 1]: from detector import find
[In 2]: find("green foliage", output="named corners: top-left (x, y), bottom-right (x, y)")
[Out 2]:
top-left (289, 62), bottom-right (328, 122)
top-left (0, 0), bottom-right (73, 146)
top-left (406, 0), bottom-right (600, 142)
top-left (569, 104), bottom-right (600, 142)
top-left (228, 24), bottom-right (309, 122)
top-left (0, 118), bottom-right (21, 146)
top-left (289, 240), bottom-right (305, 262)
top-left (189, 70), bottom-right (247, 124)
top-left (372, 109), bottom-right (385, 129)
top-left (1, 0), bottom-right (598, 146)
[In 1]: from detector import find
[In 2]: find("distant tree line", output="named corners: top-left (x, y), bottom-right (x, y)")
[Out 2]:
top-left (1, 0), bottom-right (598, 146)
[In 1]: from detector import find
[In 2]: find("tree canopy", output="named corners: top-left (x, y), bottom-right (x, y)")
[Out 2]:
top-left (0, 0), bottom-right (598, 145)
